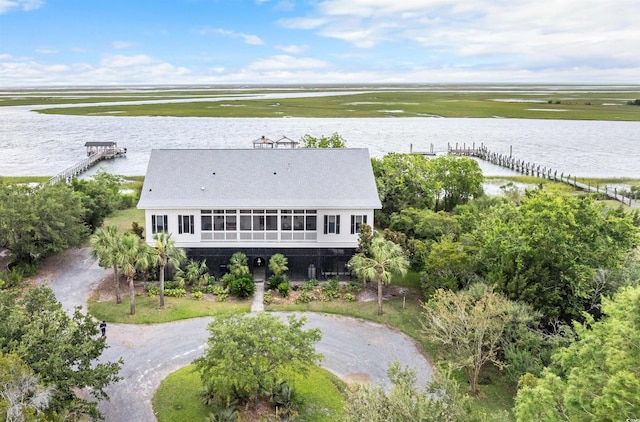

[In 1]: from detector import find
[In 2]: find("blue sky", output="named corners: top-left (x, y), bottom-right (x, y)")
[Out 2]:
top-left (1, 0), bottom-right (638, 86)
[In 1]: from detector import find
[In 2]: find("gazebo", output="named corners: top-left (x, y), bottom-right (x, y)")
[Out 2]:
top-left (85, 141), bottom-right (119, 156)
top-left (252, 136), bottom-right (275, 149)
top-left (275, 136), bottom-right (299, 149)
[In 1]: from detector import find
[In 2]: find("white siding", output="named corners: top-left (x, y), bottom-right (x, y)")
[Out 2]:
top-left (144, 208), bottom-right (374, 249)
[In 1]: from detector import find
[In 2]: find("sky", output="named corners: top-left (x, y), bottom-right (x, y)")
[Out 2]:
top-left (1, 0), bottom-right (639, 87)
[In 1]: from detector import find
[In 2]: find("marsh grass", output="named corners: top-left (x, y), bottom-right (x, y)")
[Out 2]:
top-left (35, 89), bottom-right (640, 121)
top-left (0, 176), bottom-right (50, 184)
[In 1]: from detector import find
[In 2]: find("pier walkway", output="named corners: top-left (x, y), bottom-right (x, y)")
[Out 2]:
top-left (48, 143), bottom-right (126, 185)
top-left (448, 144), bottom-right (638, 208)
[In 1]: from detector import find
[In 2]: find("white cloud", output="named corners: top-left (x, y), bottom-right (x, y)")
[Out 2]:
top-left (197, 27), bottom-right (264, 45)
top-left (274, 0), bottom-right (640, 79)
top-left (0, 0), bottom-right (43, 14)
top-left (112, 41), bottom-right (133, 50)
top-left (247, 55), bottom-right (328, 71)
top-left (275, 44), bottom-right (308, 54)
top-left (35, 48), bottom-right (58, 54)
top-left (278, 17), bottom-right (326, 30)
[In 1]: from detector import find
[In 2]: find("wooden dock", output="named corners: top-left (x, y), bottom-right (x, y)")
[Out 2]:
top-left (448, 143), bottom-right (638, 208)
top-left (48, 145), bottom-right (126, 185)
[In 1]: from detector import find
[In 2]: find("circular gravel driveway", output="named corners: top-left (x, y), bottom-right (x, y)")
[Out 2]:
top-left (38, 248), bottom-right (434, 422)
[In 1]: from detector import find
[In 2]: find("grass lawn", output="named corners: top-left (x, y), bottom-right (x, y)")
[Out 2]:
top-left (102, 207), bottom-right (146, 235)
top-left (88, 294), bottom-right (250, 324)
top-left (0, 176), bottom-right (51, 184)
top-left (153, 364), bottom-right (345, 422)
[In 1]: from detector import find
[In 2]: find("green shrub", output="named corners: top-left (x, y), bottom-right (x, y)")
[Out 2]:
top-left (191, 286), bottom-right (202, 294)
top-left (301, 279), bottom-right (318, 293)
top-left (164, 281), bottom-right (177, 290)
top-left (216, 291), bottom-right (229, 302)
top-left (321, 278), bottom-right (340, 301)
top-left (0, 267), bottom-right (23, 289)
top-left (344, 293), bottom-right (356, 302)
top-left (295, 290), bottom-right (316, 304)
top-left (267, 274), bottom-right (288, 290)
top-left (264, 289), bottom-right (273, 305)
top-left (165, 288), bottom-right (187, 298)
top-left (146, 284), bottom-right (160, 297)
top-left (229, 276), bottom-right (255, 298)
top-left (278, 282), bottom-right (290, 298)
top-left (192, 291), bottom-right (203, 300)
top-left (220, 273), bottom-right (235, 288)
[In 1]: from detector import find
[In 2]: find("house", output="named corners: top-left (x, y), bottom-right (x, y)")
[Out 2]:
top-left (137, 148), bottom-right (381, 280)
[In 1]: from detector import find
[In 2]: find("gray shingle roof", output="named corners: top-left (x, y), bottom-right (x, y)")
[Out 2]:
top-left (137, 148), bottom-right (382, 209)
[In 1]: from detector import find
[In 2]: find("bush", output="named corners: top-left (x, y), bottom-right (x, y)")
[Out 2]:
top-left (267, 274), bottom-right (288, 290)
top-left (264, 289), bottom-right (273, 305)
top-left (192, 291), bottom-right (203, 300)
top-left (164, 280), bottom-right (177, 290)
top-left (220, 273), bottom-right (235, 288)
top-left (295, 290), bottom-right (316, 304)
top-left (278, 282), bottom-right (290, 298)
top-left (0, 267), bottom-right (23, 289)
top-left (344, 293), bottom-right (356, 302)
top-left (229, 276), bottom-right (255, 298)
top-left (321, 278), bottom-right (340, 301)
top-left (165, 288), bottom-right (187, 298)
top-left (146, 284), bottom-right (160, 297)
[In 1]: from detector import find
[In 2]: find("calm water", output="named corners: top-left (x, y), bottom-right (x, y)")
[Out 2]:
top-left (1, 105), bottom-right (639, 178)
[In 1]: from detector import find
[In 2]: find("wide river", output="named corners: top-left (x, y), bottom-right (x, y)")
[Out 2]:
top-left (1, 104), bottom-right (639, 178)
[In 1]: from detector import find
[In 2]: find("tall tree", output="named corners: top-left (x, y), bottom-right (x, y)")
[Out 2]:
top-left (193, 313), bottom-right (322, 406)
top-left (515, 285), bottom-right (640, 421)
top-left (114, 233), bottom-right (153, 315)
top-left (426, 155), bottom-right (484, 212)
top-left (0, 288), bottom-right (122, 420)
top-left (151, 232), bottom-right (186, 307)
top-left (348, 237), bottom-right (409, 315)
top-left (421, 283), bottom-right (528, 395)
top-left (371, 153), bottom-right (435, 227)
top-left (91, 225), bottom-right (123, 304)
top-left (0, 353), bottom-right (53, 422)
top-left (0, 182), bottom-right (87, 264)
top-left (72, 170), bottom-right (123, 232)
top-left (299, 132), bottom-right (346, 148)
top-left (476, 191), bottom-right (638, 325)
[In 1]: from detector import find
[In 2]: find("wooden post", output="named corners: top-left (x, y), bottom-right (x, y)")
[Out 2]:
top-left (509, 145), bottom-right (513, 158)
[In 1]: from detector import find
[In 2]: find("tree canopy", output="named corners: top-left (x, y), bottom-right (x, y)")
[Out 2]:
top-left (193, 313), bottom-right (322, 406)
top-left (0, 287), bottom-right (122, 420)
top-left (422, 283), bottom-right (534, 395)
top-left (0, 182), bottom-right (87, 264)
top-left (427, 155), bottom-right (483, 212)
top-left (475, 191), bottom-right (638, 325)
top-left (372, 153), bottom-right (435, 227)
top-left (299, 132), bottom-right (346, 148)
top-left (515, 285), bottom-right (640, 421)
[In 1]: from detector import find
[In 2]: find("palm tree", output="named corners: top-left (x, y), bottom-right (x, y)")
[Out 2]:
top-left (91, 226), bottom-right (123, 304)
top-left (348, 237), bottom-right (409, 315)
top-left (152, 232), bottom-right (186, 307)
top-left (115, 233), bottom-right (153, 315)
top-left (268, 253), bottom-right (288, 276)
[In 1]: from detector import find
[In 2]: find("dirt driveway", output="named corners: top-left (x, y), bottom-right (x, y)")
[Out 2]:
top-left (37, 248), bottom-right (434, 422)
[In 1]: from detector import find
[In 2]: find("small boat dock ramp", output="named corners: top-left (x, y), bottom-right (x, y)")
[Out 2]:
top-left (48, 141), bottom-right (127, 185)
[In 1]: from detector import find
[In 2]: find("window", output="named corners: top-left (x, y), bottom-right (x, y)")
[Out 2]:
top-left (324, 215), bottom-right (340, 234)
top-left (351, 215), bottom-right (368, 234)
top-left (151, 214), bottom-right (168, 234)
top-left (281, 210), bottom-right (292, 231)
top-left (178, 215), bottom-right (194, 234)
